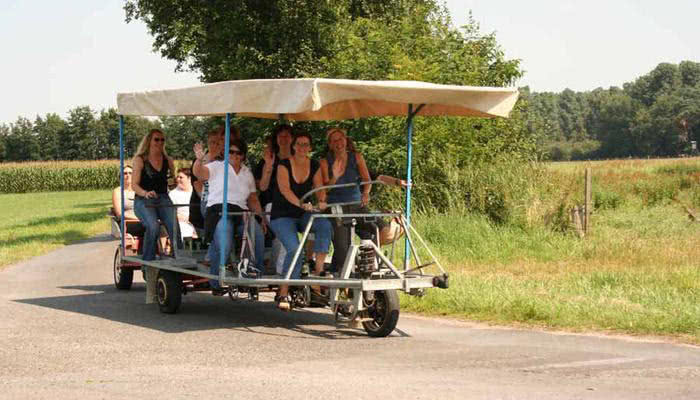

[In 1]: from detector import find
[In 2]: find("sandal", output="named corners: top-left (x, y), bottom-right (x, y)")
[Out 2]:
top-left (275, 295), bottom-right (291, 311)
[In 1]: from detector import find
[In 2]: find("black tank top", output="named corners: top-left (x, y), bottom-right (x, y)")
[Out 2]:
top-left (271, 158), bottom-right (319, 220)
top-left (139, 155), bottom-right (169, 194)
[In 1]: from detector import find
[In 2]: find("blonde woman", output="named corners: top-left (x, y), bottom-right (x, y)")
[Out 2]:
top-left (132, 128), bottom-right (181, 261)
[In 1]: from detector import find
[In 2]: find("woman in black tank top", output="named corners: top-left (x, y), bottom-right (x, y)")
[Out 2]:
top-left (132, 129), bottom-right (181, 261)
top-left (268, 131), bottom-right (333, 310)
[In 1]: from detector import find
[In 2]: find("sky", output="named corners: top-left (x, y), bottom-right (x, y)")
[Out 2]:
top-left (1, 0), bottom-right (699, 125)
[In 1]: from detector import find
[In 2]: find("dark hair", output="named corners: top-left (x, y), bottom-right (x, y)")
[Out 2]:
top-left (176, 167), bottom-right (191, 177)
top-left (272, 124), bottom-right (292, 153)
top-left (290, 130), bottom-right (312, 156)
top-left (264, 133), bottom-right (279, 155)
top-left (229, 138), bottom-right (248, 161)
top-left (216, 124), bottom-right (241, 140)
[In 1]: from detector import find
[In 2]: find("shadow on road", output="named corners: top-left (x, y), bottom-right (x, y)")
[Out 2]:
top-left (14, 283), bottom-right (394, 340)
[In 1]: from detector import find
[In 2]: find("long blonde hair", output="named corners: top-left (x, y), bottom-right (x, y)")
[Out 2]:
top-left (135, 128), bottom-right (169, 159)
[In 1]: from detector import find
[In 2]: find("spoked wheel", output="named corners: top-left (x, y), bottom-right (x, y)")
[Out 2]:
top-left (156, 270), bottom-right (182, 314)
top-left (113, 248), bottom-right (133, 290)
top-left (362, 290), bottom-right (400, 337)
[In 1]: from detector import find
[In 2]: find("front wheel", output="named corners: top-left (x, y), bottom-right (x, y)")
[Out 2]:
top-left (113, 248), bottom-right (133, 290)
top-left (362, 289), bottom-right (399, 337)
top-left (156, 270), bottom-right (182, 314)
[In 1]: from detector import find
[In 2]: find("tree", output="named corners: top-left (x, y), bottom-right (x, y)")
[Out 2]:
top-left (34, 113), bottom-right (67, 160)
top-left (4, 117), bottom-right (39, 161)
top-left (0, 124), bottom-right (8, 162)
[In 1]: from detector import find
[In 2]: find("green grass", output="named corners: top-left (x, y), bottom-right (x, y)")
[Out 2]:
top-left (399, 173), bottom-right (700, 344)
top-left (0, 190), bottom-right (111, 268)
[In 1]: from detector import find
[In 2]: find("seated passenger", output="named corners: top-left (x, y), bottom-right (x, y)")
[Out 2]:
top-left (253, 126), bottom-right (292, 275)
top-left (132, 129), bottom-right (182, 261)
top-left (193, 137), bottom-right (266, 294)
top-left (168, 168), bottom-right (196, 240)
top-left (270, 130), bottom-right (333, 311)
top-left (320, 127), bottom-right (388, 271)
top-left (111, 165), bottom-right (144, 236)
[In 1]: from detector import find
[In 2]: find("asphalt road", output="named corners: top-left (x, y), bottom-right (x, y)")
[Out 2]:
top-left (1, 234), bottom-right (699, 399)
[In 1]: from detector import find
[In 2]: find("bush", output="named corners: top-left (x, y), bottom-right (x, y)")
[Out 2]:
top-left (633, 179), bottom-right (682, 206)
top-left (594, 189), bottom-right (624, 210)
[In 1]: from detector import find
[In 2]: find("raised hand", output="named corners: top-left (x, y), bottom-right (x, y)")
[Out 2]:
top-left (193, 142), bottom-right (206, 160)
top-left (263, 147), bottom-right (276, 165)
top-left (332, 154), bottom-right (347, 179)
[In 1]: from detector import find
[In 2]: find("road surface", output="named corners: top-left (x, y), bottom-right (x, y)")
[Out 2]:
top-left (1, 234), bottom-right (698, 399)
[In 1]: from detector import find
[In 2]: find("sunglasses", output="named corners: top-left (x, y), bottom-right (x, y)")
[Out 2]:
top-left (229, 150), bottom-right (244, 155)
top-left (123, 171), bottom-right (132, 175)
top-left (153, 138), bottom-right (165, 142)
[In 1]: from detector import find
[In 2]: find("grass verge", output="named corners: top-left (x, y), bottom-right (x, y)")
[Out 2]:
top-left (0, 190), bottom-right (111, 268)
top-left (401, 208), bottom-right (700, 344)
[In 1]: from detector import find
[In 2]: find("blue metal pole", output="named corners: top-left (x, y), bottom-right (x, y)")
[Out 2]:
top-left (219, 114), bottom-right (232, 275)
top-left (404, 104), bottom-right (414, 269)
top-left (119, 116), bottom-right (126, 256)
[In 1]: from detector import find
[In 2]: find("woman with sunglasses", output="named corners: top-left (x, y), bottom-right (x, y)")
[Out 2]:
top-left (270, 131), bottom-right (333, 311)
top-left (193, 137), bottom-right (266, 294)
top-left (132, 129), bottom-right (181, 261)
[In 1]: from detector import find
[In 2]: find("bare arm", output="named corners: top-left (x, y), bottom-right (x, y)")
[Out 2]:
top-left (112, 187), bottom-right (123, 218)
top-left (356, 152), bottom-right (372, 206)
top-left (320, 159), bottom-right (330, 185)
top-left (192, 143), bottom-right (210, 181)
top-left (257, 151), bottom-right (276, 191)
top-left (377, 175), bottom-right (409, 187)
top-left (193, 179), bottom-right (203, 196)
top-left (131, 156), bottom-right (155, 198)
top-left (277, 164), bottom-right (303, 209)
top-left (312, 167), bottom-right (327, 210)
top-left (247, 192), bottom-right (264, 216)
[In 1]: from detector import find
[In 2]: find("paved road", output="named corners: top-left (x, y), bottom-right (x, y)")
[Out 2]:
top-left (1, 235), bottom-right (699, 399)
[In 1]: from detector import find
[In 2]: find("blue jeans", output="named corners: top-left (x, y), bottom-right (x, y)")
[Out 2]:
top-left (133, 194), bottom-right (181, 261)
top-left (270, 213), bottom-right (332, 280)
top-left (207, 214), bottom-right (265, 288)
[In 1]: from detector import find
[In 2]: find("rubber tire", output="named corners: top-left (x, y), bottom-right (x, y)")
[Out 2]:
top-left (113, 248), bottom-right (133, 290)
top-left (362, 289), bottom-right (400, 337)
top-left (156, 270), bottom-right (182, 314)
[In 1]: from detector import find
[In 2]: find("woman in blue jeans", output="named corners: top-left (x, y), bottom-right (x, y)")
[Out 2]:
top-left (132, 129), bottom-right (181, 261)
top-left (193, 137), bottom-right (266, 294)
top-left (270, 131), bottom-right (332, 311)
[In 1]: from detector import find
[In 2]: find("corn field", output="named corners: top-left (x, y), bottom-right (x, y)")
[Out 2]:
top-left (0, 160), bottom-right (191, 194)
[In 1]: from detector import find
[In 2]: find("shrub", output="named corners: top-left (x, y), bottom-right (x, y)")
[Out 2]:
top-left (594, 189), bottom-right (624, 210)
top-left (633, 179), bottom-right (681, 206)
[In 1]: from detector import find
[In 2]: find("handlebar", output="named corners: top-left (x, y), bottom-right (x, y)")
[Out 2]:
top-left (299, 179), bottom-right (387, 203)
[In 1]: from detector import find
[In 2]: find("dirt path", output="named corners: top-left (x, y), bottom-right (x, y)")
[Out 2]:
top-left (1, 234), bottom-right (699, 399)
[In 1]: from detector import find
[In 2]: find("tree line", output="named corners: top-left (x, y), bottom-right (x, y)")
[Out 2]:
top-left (522, 61), bottom-right (700, 160)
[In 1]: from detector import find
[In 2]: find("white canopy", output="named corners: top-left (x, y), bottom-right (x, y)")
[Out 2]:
top-left (117, 78), bottom-right (518, 120)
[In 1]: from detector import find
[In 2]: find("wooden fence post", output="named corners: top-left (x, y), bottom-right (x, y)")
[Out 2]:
top-left (584, 168), bottom-right (592, 235)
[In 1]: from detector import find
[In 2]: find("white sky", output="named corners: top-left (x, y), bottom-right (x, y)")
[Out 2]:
top-left (1, 0), bottom-right (698, 125)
